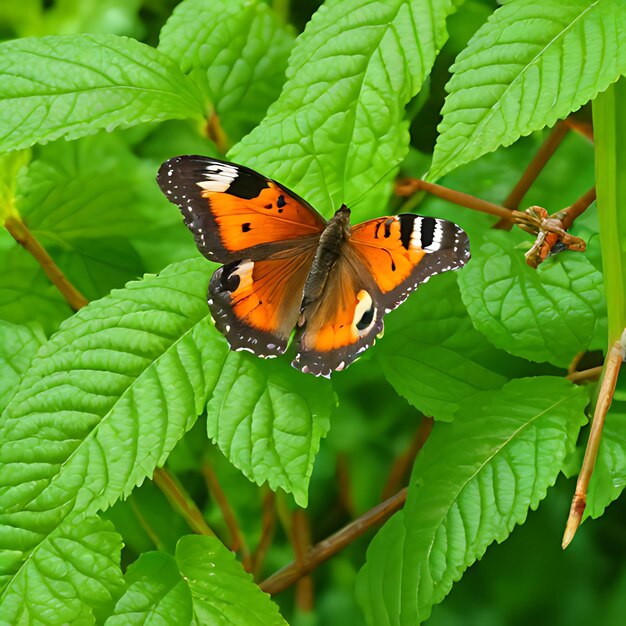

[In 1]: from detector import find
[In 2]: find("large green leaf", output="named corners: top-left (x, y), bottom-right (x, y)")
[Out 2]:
top-left (458, 231), bottom-right (605, 367)
top-left (0, 231), bottom-right (71, 334)
top-left (0, 33), bottom-right (205, 152)
top-left (0, 320), bottom-right (44, 413)
top-left (176, 535), bottom-right (287, 626)
top-left (207, 354), bottom-right (332, 506)
top-left (429, 0), bottom-right (626, 180)
top-left (378, 273), bottom-right (515, 421)
top-left (159, 0), bottom-right (294, 141)
top-left (0, 258), bottom-right (333, 613)
top-left (231, 0), bottom-right (458, 217)
top-left (357, 377), bottom-right (587, 625)
top-left (0, 515), bottom-right (124, 625)
top-left (106, 552), bottom-right (192, 625)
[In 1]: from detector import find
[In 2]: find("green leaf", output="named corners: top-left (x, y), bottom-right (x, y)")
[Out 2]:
top-left (158, 0), bottom-right (295, 141)
top-left (429, 0), bottom-right (626, 180)
top-left (0, 149), bottom-right (30, 224)
top-left (0, 515), bottom-right (124, 625)
top-left (0, 259), bottom-right (224, 604)
top-left (0, 231), bottom-right (72, 334)
top-left (231, 0), bottom-right (458, 216)
top-left (17, 135), bottom-right (169, 243)
top-left (458, 231), bottom-right (605, 367)
top-left (206, 354), bottom-right (332, 507)
top-left (0, 258), bottom-right (333, 610)
top-left (357, 377), bottom-right (587, 624)
top-left (106, 552), bottom-right (192, 625)
top-left (378, 273), bottom-right (513, 421)
top-left (176, 535), bottom-right (287, 626)
top-left (0, 33), bottom-right (205, 152)
top-left (0, 320), bottom-right (44, 413)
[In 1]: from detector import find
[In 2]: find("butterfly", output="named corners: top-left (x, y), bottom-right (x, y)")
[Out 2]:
top-left (157, 156), bottom-right (470, 377)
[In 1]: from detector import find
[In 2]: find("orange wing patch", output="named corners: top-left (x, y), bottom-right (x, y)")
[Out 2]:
top-left (350, 216), bottom-right (426, 294)
top-left (202, 182), bottom-right (324, 253)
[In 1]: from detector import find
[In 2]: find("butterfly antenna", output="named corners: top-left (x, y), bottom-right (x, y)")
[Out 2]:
top-left (347, 161), bottom-right (405, 210)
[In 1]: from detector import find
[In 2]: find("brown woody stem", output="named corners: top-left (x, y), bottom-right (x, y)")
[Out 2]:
top-left (381, 417), bottom-right (433, 500)
top-left (206, 111), bottom-right (229, 155)
top-left (260, 488), bottom-right (408, 595)
top-left (566, 366), bottom-right (604, 384)
top-left (202, 461), bottom-right (252, 570)
top-left (412, 179), bottom-right (513, 221)
top-left (4, 215), bottom-right (88, 310)
top-left (559, 187), bottom-right (597, 230)
top-left (503, 121), bottom-right (570, 211)
top-left (153, 467), bottom-right (215, 537)
top-left (562, 340), bottom-right (624, 548)
top-left (253, 489), bottom-right (276, 579)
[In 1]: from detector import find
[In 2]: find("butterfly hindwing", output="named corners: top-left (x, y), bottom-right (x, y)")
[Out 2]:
top-left (209, 246), bottom-right (317, 357)
top-left (157, 155), bottom-right (326, 262)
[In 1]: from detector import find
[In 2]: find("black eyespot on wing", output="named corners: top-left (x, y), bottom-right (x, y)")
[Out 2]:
top-left (383, 218), bottom-right (394, 238)
top-left (220, 261), bottom-right (241, 292)
top-left (242, 222), bottom-right (251, 232)
top-left (277, 195), bottom-right (286, 208)
top-left (356, 304), bottom-right (375, 330)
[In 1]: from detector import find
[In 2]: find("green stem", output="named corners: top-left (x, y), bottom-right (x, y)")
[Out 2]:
top-left (593, 80), bottom-right (626, 341)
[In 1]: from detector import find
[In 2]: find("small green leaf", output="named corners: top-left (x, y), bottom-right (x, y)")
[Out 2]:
top-left (429, 0), bottom-right (626, 180)
top-left (0, 320), bottom-right (44, 413)
top-left (0, 232), bottom-right (71, 334)
top-left (106, 552), bottom-right (192, 625)
top-left (458, 231), bottom-right (605, 367)
top-left (231, 0), bottom-right (458, 216)
top-left (159, 0), bottom-right (295, 141)
top-left (378, 273), bottom-right (512, 421)
top-left (176, 535), bottom-right (287, 626)
top-left (357, 377), bottom-right (587, 624)
top-left (207, 354), bottom-right (333, 507)
top-left (0, 33), bottom-right (205, 152)
top-left (0, 515), bottom-right (124, 625)
top-left (0, 149), bottom-right (30, 224)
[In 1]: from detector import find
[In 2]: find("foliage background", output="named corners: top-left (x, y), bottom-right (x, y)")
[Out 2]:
top-left (0, 0), bottom-right (625, 624)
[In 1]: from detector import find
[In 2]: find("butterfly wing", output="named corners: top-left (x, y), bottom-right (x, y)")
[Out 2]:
top-left (349, 214), bottom-right (470, 311)
top-left (157, 155), bottom-right (326, 262)
top-left (158, 155), bottom-right (326, 357)
top-left (293, 214), bottom-right (470, 376)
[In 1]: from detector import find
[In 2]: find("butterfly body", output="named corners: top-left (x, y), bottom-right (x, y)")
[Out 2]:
top-left (157, 156), bottom-right (470, 377)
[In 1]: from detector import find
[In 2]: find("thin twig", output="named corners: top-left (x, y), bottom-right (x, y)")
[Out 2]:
top-left (291, 510), bottom-right (314, 611)
top-left (558, 187), bottom-right (597, 230)
top-left (4, 215), bottom-right (88, 310)
top-left (129, 496), bottom-right (164, 550)
top-left (153, 467), bottom-right (215, 537)
top-left (253, 488), bottom-right (276, 579)
top-left (260, 488), bottom-right (408, 595)
top-left (336, 453), bottom-right (356, 516)
top-left (564, 116), bottom-right (594, 142)
top-left (206, 111), bottom-right (229, 155)
top-left (566, 366), bottom-right (604, 384)
top-left (397, 179), bottom-right (513, 221)
top-left (563, 340), bottom-right (624, 548)
top-left (381, 417), bottom-right (433, 500)
top-left (201, 461), bottom-right (252, 570)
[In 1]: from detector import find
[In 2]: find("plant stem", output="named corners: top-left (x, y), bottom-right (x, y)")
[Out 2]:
top-left (381, 416), bottom-right (433, 500)
top-left (260, 488), bottom-right (407, 595)
top-left (503, 121), bottom-right (569, 211)
top-left (206, 111), bottom-right (229, 155)
top-left (558, 187), bottom-right (596, 230)
top-left (129, 496), bottom-right (165, 550)
top-left (253, 488), bottom-right (276, 579)
top-left (153, 467), bottom-right (215, 537)
top-left (566, 366), bottom-right (603, 384)
top-left (4, 215), bottom-right (88, 310)
top-left (563, 341), bottom-right (624, 548)
top-left (202, 461), bottom-right (251, 570)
